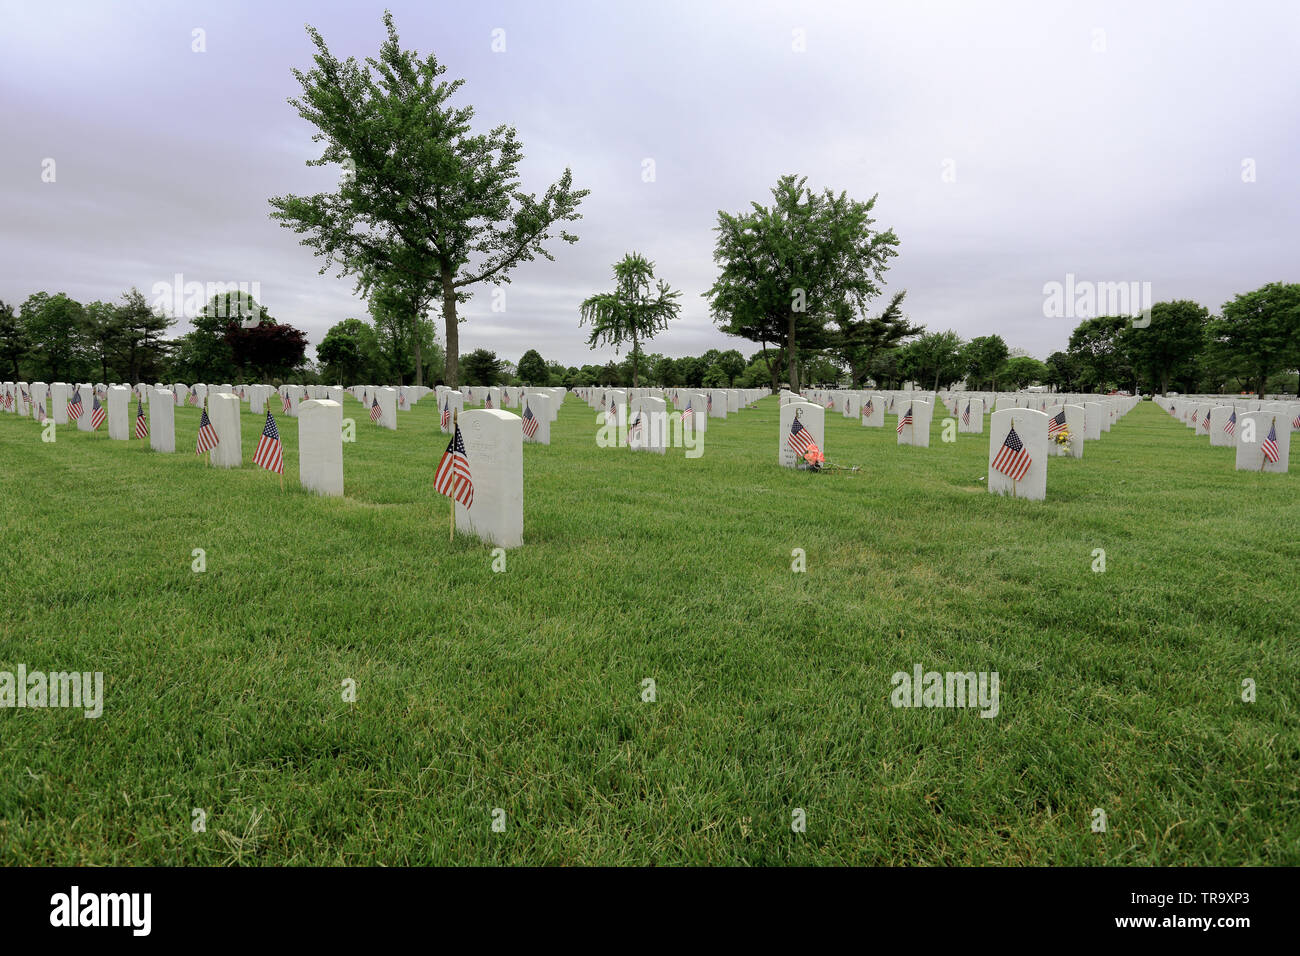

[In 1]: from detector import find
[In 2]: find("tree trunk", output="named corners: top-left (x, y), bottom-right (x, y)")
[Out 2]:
top-left (413, 333), bottom-right (423, 388)
top-left (760, 341), bottom-right (778, 393)
top-left (441, 266), bottom-right (458, 388)
top-left (631, 333), bottom-right (640, 387)
top-left (786, 311), bottom-right (799, 392)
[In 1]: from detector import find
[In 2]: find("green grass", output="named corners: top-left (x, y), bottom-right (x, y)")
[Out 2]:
top-left (0, 396), bottom-right (1296, 865)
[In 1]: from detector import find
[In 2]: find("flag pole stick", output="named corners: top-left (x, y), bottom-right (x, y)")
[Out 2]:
top-left (450, 408), bottom-right (458, 544)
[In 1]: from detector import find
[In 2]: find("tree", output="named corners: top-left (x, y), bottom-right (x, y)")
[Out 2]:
top-left (20, 292), bottom-right (86, 381)
top-left (834, 291), bottom-right (919, 387)
top-left (897, 330), bottom-right (966, 390)
top-left (715, 349), bottom-right (746, 386)
top-left (1212, 283), bottom-right (1300, 396)
top-left (1067, 316), bottom-right (1133, 392)
top-left (318, 318), bottom-right (382, 383)
top-left (579, 252), bottom-right (681, 387)
top-left (269, 12), bottom-right (588, 388)
top-left (961, 334), bottom-right (1009, 391)
top-left (109, 288), bottom-right (173, 383)
top-left (81, 300), bottom-right (118, 381)
top-left (706, 174), bottom-right (900, 392)
top-left (461, 348), bottom-right (503, 386)
top-left (1044, 351), bottom-right (1078, 391)
top-left (517, 349), bottom-right (548, 385)
top-left (227, 321), bottom-right (309, 382)
top-left (0, 300), bottom-right (28, 378)
top-left (1000, 356), bottom-right (1050, 389)
top-left (1119, 300), bottom-right (1209, 395)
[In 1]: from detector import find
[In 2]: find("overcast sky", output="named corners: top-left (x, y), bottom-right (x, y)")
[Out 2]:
top-left (2, 0), bottom-right (1297, 369)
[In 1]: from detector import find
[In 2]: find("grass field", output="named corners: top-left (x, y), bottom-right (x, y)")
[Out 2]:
top-left (1, 395), bottom-right (1296, 865)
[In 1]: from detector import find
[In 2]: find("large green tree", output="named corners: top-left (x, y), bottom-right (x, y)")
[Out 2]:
top-left (579, 252), bottom-right (682, 387)
top-left (897, 330), bottom-right (966, 390)
top-left (109, 288), bottom-right (173, 383)
top-left (1119, 299), bottom-right (1209, 395)
top-left (833, 291), bottom-right (918, 388)
top-left (706, 174), bottom-right (900, 393)
top-left (1067, 316), bottom-right (1133, 392)
top-left (961, 334), bottom-right (1010, 391)
top-left (0, 300), bottom-right (26, 378)
top-left (517, 349), bottom-right (549, 386)
top-left (20, 292), bottom-right (86, 381)
top-left (317, 318), bottom-right (383, 384)
top-left (269, 12), bottom-right (588, 388)
top-left (1211, 282), bottom-right (1300, 396)
top-left (461, 348), bottom-right (503, 386)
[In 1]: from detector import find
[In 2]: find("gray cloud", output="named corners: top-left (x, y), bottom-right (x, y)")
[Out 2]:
top-left (2, 0), bottom-right (1296, 370)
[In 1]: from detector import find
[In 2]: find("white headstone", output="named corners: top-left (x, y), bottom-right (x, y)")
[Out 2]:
top-left (1236, 411), bottom-right (1290, 473)
top-left (1208, 405), bottom-right (1236, 447)
top-left (628, 396), bottom-right (666, 454)
top-left (299, 400), bottom-right (344, 496)
top-left (107, 385), bottom-right (130, 440)
top-left (779, 401), bottom-right (824, 468)
top-left (957, 396), bottom-right (984, 434)
top-left (376, 387), bottom-right (397, 430)
top-left (521, 393), bottom-right (551, 445)
top-left (455, 409), bottom-right (523, 549)
top-left (50, 383), bottom-right (69, 424)
top-left (149, 387), bottom-right (175, 452)
top-left (860, 393), bottom-right (885, 428)
top-left (1059, 404), bottom-right (1085, 458)
top-left (896, 399), bottom-right (932, 447)
top-left (75, 384), bottom-right (94, 431)
top-left (988, 408), bottom-right (1048, 500)
top-left (1083, 402), bottom-right (1104, 441)
top-left (207, 393), bottom-right (242, 468)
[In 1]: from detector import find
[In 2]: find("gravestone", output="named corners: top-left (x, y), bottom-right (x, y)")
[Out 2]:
top-left (708, 389), bottom-right (727, 419)
top-left (149, 386), bottom-right (175, 452)
top-left (107, 385), bottom-right (130, 440)
top-left (957, 396), bottom-right (984, 434)
top-left (299, 400), bottom-right (343, 496)
top-left (896, 399), bottom-right (932, 447)
top-left (1083, 402), bottom-right (1104, 440)
top-left (988, 408), bottom-right (1048, 500)
top-left (1236, 411), bottom-right (1290, 473)
top-left (779, 401), bottom-right (824, 468)
top-left (75, 384), bottom-right (94, 431)
top-left (521, 393), bottom-right (551, 445)
top-left (628, 396), bottom-right (666, 454)
top-left (29, 382), bottom-right (48, 420)
top-left (441, 390), bottom-right (464, 434)
top-left (860, 393), bottom-right (885, 428)
top-left (455, 409), bottom-right (523, 549)
top-left (376, 387), bottom-right (398, 430)
top-left (484, 386), bottom-right (502, 410)
top-left (208, 393), bottom-right (242, 467)
top-left (1060, 404), bottom-right (1085, 458)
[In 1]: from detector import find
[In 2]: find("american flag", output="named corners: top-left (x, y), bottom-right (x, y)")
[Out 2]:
top-left (281, 391), bottom-right (292, 413)
top-left (522, 402), bottom-right (538, 439)
top-left (788, 416), bottom-right (818, 458)
top-left (600, 394), bottom-right (606, 409)
top-left (682, 399), bottom-right (693, 426)
top-left (68, 388), bottom-right (84, 420)
top-left (440, 398), bottom-right (450, 430)
top-left (629, 412), bottom-right (642, 442)
top-left (485, 393), bottom-right (493, 409)
top-left (252, 408), bottom-right (284, 474)
top-left (1261, 420), bottom-right (1280, 464)
top-left (2, 391), bottom-right (11, 409)
top-left (896, 404), bottom-right (913, 434)
top-left (1047, 409), bottom-right (1067, 437)
top-left (435, 423), bottom-right (474, 508)
top-left (864, 398), bottom-right (874, 418)
top-left (1224, 409), bottom-right (1236, 436)
top-left (370, 397), bottom-right (382, 423)
top-left (134, 399), bottom-right (149, 439)
top-left (962, 402), bottom-right (971, 427)
top-left (992, 425), bottom-right (1032, 481)
top-left (399, 391), bottom-right (407, 409)
top-left (607, 398), bottom-right (617, 425)
top-left (707, 393), bottom-right (713, 413)
top-left (1191, 409), bottom-right (1199, 427)
top-left (1292, 410), bottom-right (1300, 430)
top-left (195, 405), bottom-right (219, 455)
top-left (1202, 409), bottom-right (1212, 431)
top-left (827, 396), bottom-right (835, 410)
top-left (189, 387), bottom-right (200, 407)
top-left (90, 396), bottom-right (106, 430)
top-left (36, 401), bottom-right (45, 421)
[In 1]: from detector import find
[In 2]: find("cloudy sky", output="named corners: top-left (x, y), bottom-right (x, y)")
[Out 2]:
top-left (2, 0), bottom-right (1297, 369)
